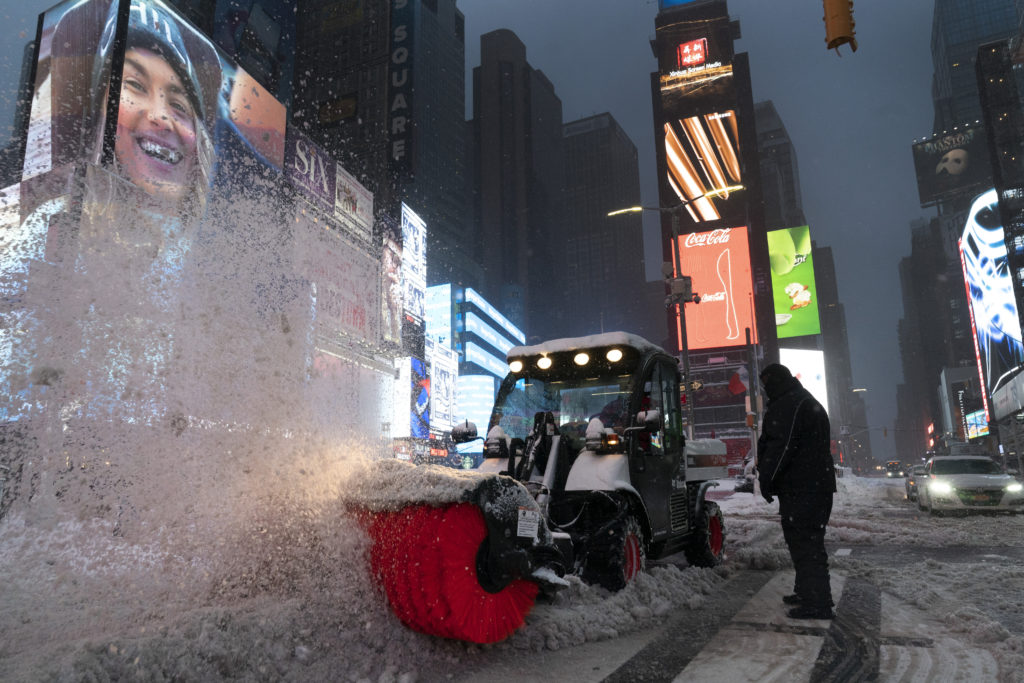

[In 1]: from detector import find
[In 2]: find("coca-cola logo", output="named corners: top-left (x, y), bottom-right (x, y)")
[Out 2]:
top-left (683, 229), bottom-right (731, 248)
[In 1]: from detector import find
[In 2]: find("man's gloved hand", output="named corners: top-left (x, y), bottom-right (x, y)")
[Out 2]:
top-left (762, 493), bottom-right (774, 504)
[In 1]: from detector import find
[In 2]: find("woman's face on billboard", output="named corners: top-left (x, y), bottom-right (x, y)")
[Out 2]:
top-left (114, 47), bottom-right (197, 204)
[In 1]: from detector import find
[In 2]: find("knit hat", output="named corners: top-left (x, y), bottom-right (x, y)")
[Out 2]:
top-left (125, 1), bottom-right (221, 133)
top-left (760, 363), bottom-right (794, 401)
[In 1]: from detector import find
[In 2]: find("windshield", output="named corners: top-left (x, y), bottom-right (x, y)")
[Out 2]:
top-left (492, 373), bottom-right (636, 448)
top-left (931, 459), bottom-right (1003, 475)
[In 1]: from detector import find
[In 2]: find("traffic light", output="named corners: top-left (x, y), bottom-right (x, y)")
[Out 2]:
top-left (823, 0), bottom-right (857, 54)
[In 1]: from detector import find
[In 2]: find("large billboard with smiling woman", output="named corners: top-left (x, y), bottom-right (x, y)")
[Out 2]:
top-left (768, 225), bottom-right (821, 339)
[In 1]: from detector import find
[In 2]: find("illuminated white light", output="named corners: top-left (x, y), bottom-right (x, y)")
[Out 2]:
top-left (509, 360), bottom-right (523, 373)
top-left (537, 356), bottom-right (552, 370)
top-left (574, 352), bottom-right (590, 366)
top-left (606, 348), bottom-right (623, 362)
top-left (930, 481), bottom-right (953, 495)
top-left (1007, 482), bottom-right (1023, 493)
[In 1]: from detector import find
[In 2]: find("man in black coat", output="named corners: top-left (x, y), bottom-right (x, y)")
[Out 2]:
top-left (757, 363), bottom-right (837, 619)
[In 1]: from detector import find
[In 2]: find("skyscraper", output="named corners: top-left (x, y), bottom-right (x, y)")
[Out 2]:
top-left (931, 0), bottom-right (1021, 133)
top-left (754, 100), bottom-right (806, 231)
top-left (470, 29), bottom-right (564, 339)
top-left (560, 113), bottom-right (656, 340)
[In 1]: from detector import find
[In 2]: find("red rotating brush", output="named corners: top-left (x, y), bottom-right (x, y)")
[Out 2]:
top-left (366, 502), bottom-right (538, 643)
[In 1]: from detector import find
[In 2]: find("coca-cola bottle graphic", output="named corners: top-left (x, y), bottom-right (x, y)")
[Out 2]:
top-left (717, 248), bottom-right (740, 342)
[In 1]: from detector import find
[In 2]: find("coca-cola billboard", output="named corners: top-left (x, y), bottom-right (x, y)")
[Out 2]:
top-left (675, 226), bottom-right (757, 350)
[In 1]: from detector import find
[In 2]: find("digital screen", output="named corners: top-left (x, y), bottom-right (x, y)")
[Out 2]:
top-left (674, 226), bottom-right (757, 350)
top-left (285, 130), bottom-right (373, 243)
top-left (965, 409), bottom-right (990, 439)
top-left (401, 203), bottom-right (427, 323)
top-left (6, 0), bottom-right (397, 432)
top-left (410, 356), bottom-right (430, 438)
top-left (778, 348), bottom-right (829, 415)
top-left (294, 208), bottom-right (378, 345)
top-left (768, 226), bottom-right (821, 338)
top-left (426, 337), bottom-right (458, 433)
top-left (654, 4), bottom-right (742, 227)
top-left (960, 188), bottom-right (1024, 407)
top-left (912, 126), bottom-right (992, 206)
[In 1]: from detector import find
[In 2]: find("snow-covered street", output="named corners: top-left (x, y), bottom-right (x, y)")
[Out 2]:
top-left (2, 462), bottom-right (1023, 682)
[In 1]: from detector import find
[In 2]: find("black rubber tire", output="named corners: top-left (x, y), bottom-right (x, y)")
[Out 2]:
top-left (580, 514), bottom-right (646, 592)
top-left (684, 501), bottom-right (726, 567)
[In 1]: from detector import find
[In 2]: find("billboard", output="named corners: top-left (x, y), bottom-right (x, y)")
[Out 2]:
top-left (285, 130), bottom-right (373, 243)
top-left (674, 227), bottom-right (757, 350)
top-left (426, 336), bottom-right (458, 433)
top-left (778, 348), bottom-right (829, 415)
top-left (912, 126), bottom-right (992, 205)
top-left (655, 6), bottom-right (744, 226)
top-left (965, 409), bottom-right (990, 439)
top-left (5, 0), bottom-right (397, 433)
top-left (410, 356), bottom-right (429, 438)
top-left (768, 226), bottom-right (821, 338)
top-left (294, 209), bottom-right (379, 346)
top-left (960, 188), bottom-right (1024, 409)
top-left (401, 203), bottom-right (426, 323)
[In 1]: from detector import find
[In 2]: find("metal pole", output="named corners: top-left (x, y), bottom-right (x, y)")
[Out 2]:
top-left (671, 209), bottom-right (695, 440)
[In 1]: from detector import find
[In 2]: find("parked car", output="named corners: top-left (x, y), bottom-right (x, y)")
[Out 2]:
top-left (905, 464), bottom-right (926, 501)
top-left (917, 456), bottom-right (1024, 515)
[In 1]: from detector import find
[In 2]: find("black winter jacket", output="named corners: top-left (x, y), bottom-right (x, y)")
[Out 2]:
top-left (757, 376), bottom-right (836, 496)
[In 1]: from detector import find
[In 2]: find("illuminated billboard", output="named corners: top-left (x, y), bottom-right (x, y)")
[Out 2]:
top-left (294, 208), bottom-right (379, 346)
top-left (965, 409), bottom-right (990, 440)
top-left (25, 0), bottom-right (285, 198)
top-left (426, 337), bottom-right (458, 433)
top-left (912, 126), bottom-right (992, 206)
top-left (960, 188), bottom-right (1024, 410)
top-left (768, 226), bottom-right (821, 338)
top-left (778, 348), bottom-right (829, 415)
top-left (655, 6), bottom-right (744, 226)
top-left (410, 356), bottom-right (430, 438)
top-left (674, 226), bottom-right (757, 350)
top-left (401, 203), bottom-right (427, 323)
top-left (285, 130), bottom-right (373, 243)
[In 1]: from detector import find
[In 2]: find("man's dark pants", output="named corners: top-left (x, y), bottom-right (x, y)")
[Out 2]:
top-left (778, 491), bottom-right (834, 608)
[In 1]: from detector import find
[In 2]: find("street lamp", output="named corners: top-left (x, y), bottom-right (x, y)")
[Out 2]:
top-left (607, 204), bottom-right (700, 438)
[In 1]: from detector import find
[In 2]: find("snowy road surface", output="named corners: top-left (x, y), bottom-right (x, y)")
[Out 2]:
top-left (2, 466), bottom-right (1023, 682)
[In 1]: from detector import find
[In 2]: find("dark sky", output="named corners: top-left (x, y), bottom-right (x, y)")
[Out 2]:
top-left (460, 0), bottom-right (940, 461)
top-left (1, 0), bottom-right (942, 461)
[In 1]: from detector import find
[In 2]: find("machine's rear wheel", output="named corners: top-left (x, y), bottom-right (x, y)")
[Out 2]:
top-left (684, 500), bottom-right (725, 567)
top-left (581, 513), bottom-right (646, 591)
top-left (366, 502), bottom-right (539, 643)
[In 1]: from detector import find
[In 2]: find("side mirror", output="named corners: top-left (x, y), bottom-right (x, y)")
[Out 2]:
top-left (452, 420), bottom-right (479, 444)
top-left (636, 409), bottom-right (661, 433)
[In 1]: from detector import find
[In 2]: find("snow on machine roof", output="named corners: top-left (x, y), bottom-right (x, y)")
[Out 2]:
top-left (507, 331), bottom-right (664, 361)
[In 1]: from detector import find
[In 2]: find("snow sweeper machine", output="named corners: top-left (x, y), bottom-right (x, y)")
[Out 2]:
top-left (349, 332), bottom-right (728, 643)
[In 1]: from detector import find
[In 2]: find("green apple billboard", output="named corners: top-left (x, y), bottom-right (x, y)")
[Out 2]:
top-left (768, 226), bottom-right (821, 339)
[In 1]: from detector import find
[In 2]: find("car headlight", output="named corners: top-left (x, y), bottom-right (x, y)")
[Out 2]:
top-left (930, 481), bottom-right (953, 495)
top-left (1007, 482), bottom-right (1023, 493)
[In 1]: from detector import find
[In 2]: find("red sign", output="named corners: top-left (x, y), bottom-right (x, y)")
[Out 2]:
top-left (675, 227), bottom-right (757, 351)
top-left (676, 38), bottom-right (707, 68)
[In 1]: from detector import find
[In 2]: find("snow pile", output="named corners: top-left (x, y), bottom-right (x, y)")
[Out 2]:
top-left (340, 458), bottom-right (504, 512)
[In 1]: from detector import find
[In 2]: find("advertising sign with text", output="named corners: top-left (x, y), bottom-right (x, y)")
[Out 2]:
top-left (675, 226), bottom-right (757, 350)
top-left (768, 226), bottom-right (821, 338)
